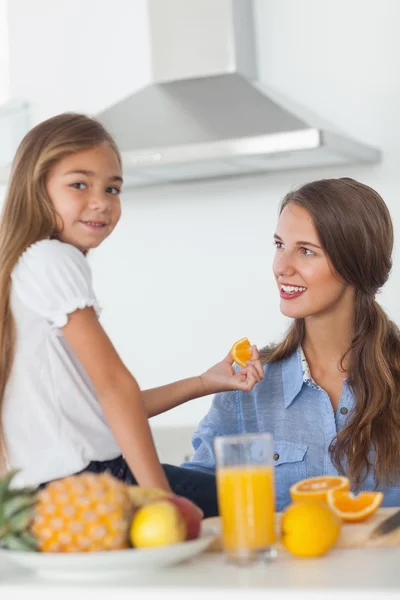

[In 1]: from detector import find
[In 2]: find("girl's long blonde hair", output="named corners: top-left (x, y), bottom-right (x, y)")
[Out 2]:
top-left (260, 178), bottom-right (400, 487)
top-left (0, 113), bottom-right (121, 472)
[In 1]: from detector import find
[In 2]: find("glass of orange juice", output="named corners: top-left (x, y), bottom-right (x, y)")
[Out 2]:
top-left (214, 433), bottom-right (276, 564)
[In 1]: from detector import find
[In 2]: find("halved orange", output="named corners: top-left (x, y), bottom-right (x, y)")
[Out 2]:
top-left (290, 476), bottom-right (350, 504)
top-left (230, 337), bottom-right (252, 367)
top-left (327, 490), bottom-right (384, 522)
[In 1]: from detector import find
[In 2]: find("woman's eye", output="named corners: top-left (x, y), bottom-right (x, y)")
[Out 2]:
top-left (273, 240), bottom-right (284, 249)
top-left (71, 182), bottom-right (87, 190)
top-left (300, 247), bottom-right (314, 256)
top-left (106, 186), bottom-right (121, 196)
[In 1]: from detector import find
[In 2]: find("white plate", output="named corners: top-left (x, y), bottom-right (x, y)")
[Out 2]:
top-left (0, 534), bottom-right (216, 581)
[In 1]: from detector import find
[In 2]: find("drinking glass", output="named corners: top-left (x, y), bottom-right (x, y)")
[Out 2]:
top-left (214, 433), bottom-right (277, 564)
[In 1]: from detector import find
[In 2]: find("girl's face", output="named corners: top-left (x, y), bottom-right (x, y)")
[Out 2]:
top-left (273, 203), bottom-right (354, 319)
top-left (46, 144), bottom-right (122, 252)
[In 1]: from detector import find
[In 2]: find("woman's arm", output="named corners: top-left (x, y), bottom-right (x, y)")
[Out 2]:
top-left (62, 307), bottom-right (171, 492)
top-left (142, 347), bottom-right (264, 418)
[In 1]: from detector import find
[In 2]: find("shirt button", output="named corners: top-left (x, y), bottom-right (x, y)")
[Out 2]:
top-left (340, 407), bottom-right (348, 415)
top-left (273, 453), bottom-right (280, 461)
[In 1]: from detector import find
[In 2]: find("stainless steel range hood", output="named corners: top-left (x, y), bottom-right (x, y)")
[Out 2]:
top-left (98, 0), bottom-right (380, 188)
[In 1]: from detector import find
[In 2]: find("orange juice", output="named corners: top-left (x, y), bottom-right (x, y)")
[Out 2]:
top-left (216, 465), bottom-right (276, 551)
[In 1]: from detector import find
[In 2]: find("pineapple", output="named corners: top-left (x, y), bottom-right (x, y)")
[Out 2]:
top-left (0, 470), bottom-right (37, 551)
top-left (0, 471), bottom-right (135, 552)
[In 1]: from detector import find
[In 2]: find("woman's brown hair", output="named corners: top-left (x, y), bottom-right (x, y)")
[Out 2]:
top-left (0, 113), bottom-right (121, 472)
top-left (260, 178), bottom-right (400, 486)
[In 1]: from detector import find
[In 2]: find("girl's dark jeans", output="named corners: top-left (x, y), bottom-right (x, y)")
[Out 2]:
top-left (81, 457), bottom-right (219, 518)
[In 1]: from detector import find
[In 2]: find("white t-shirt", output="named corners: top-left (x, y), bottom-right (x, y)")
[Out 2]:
top-left (3, 239), bottom-right (121, 487)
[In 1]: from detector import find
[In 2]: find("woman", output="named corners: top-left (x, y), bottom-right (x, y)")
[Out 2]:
top-left (182, 177), bottom-right (400, 513)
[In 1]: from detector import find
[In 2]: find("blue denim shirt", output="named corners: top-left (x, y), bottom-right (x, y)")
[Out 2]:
top-left (181, 348), bottom-right (400, 511)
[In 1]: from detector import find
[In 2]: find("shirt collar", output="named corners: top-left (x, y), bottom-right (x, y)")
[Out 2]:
top-left (282, 347), bottom-right (352, 409)
top-left (300, 346), bottom-right (322, 391)
top-left (282, 348), bottom-right (304, 409)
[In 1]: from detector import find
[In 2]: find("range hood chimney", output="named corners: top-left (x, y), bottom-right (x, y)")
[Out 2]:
top-left (98, 0), bottom-right (380, 188)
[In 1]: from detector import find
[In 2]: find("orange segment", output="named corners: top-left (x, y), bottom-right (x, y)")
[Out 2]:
top-left (230, 337), bottom-right (252, 367)
top-left (327, 490), bottom-right (383, 522)
top-left (290, 476), bottom-right (350, 504)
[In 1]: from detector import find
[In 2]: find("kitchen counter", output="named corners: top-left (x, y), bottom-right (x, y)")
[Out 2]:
top-left (1, 545), bottom-right (400, 599)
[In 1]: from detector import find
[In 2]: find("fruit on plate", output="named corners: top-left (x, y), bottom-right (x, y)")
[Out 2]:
top-left (0, 470), bottom-right (135, 552)
top-left (0, 471), bottom-right (37, 551)
top-left (230, 337), bottom-right (252, 368)
top-left (281, 501), bottom-right (341, 558)
top-left (127, 486), bottom-right (172, 507)
top-left (130, 496), bottom-right (202, 548)
top-left (130, 499), bottom-right (186, 548)
top-left (327, 490), bottom-right (384, 522)
top-left (290, 475), bottom-right (350, 504)
top-left (168, 496), bottom-right (202, 540)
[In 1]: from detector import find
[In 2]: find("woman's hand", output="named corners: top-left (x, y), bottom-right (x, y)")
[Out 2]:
top-left (200, 345), bottom-right (264, 395)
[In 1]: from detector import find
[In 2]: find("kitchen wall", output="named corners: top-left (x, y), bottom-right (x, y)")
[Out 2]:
top-left (0, 0), bottom-right (8, 104)
top-left (3, 0), bottom-right (400, 432)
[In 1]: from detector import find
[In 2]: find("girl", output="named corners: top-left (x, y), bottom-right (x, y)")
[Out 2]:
top-left (0, 112), bottom-right (263, 512)
top-left (183, 178), bottom-right (400, 512)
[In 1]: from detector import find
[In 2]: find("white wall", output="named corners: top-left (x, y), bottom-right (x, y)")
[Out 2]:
top-left (8, 0), bottom-right (151, 120)
top-left (4, 0), bottom-right (400, 431)
top-left (0, 0), bottom-right (8, 104)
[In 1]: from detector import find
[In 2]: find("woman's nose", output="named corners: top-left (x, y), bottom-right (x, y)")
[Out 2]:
top-left (274, 251), bottom-right (296, 277)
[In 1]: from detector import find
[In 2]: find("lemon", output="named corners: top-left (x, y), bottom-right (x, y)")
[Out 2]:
top-left (130, 500), bottom-right (187, 548)
top-left (281, 501), bottom-right (341, 558)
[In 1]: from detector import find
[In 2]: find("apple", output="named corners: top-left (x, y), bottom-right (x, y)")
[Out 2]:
top-left (167, 496), bottom-right (202, 540)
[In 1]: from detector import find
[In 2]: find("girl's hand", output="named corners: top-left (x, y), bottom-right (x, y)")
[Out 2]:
top-left (200, 345), bottom-right (264, 395)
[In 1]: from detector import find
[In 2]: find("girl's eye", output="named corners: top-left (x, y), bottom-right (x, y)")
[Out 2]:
top-left (300, 247), bottom-right (314, 256)
top-left (273, 240), bottom-right (284, 249)
top-left (106, 186), bottom-right (121, 196)
top-left (71, 182), bottom-right (87, 190)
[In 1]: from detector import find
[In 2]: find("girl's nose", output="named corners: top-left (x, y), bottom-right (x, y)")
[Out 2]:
top-left (88, 192), bottom-right (110, 211)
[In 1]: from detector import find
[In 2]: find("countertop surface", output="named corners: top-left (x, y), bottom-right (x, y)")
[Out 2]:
top-left (1, 544), bottom-right (399, 598)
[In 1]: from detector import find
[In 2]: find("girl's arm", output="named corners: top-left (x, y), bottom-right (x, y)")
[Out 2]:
top-left (62, 306), bottom-right (171, 492)
top-left (142, 347), bottom-right (264, 418)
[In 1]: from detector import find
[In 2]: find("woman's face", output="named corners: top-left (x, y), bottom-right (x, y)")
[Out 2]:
top-left (46, 143), bottom-right (122, 252)
top-left (273, 203), bottom-right (354, 319)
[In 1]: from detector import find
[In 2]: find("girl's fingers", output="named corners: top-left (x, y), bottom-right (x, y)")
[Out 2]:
top-left (246, 346), bottom-right (264, 380)
top-left (239, 365), bottom-right (261, 388)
